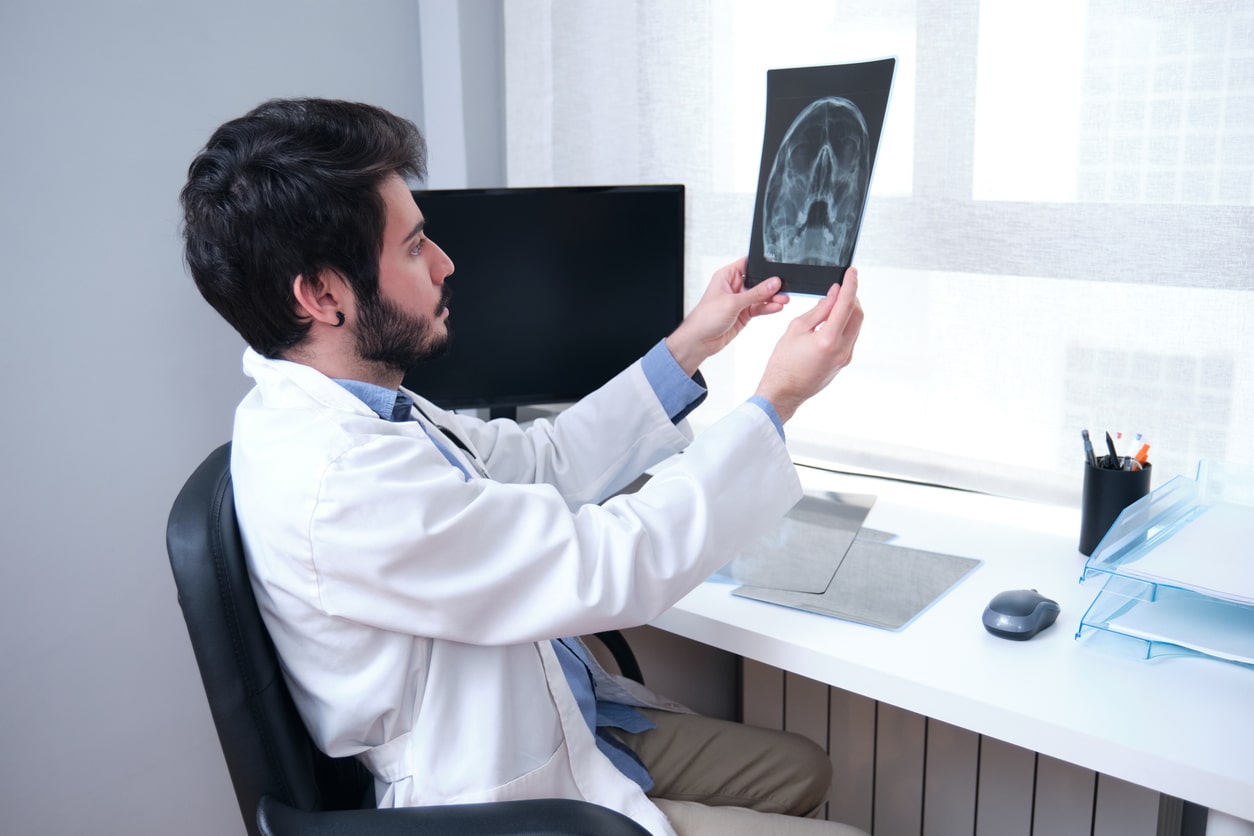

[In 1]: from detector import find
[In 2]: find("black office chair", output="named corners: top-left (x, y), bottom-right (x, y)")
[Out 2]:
top-left (166, 442), bottom-right (650, 836)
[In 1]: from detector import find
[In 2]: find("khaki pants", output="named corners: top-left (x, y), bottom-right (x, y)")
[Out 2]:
top-left (616, 709), bottom-right (869, 836)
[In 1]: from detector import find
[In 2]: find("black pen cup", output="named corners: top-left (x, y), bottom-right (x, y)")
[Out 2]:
top-left (1079, 460), bottom-right (1151, 556)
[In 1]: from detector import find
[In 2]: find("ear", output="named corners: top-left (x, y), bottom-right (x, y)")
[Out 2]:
top-left (292, 272), bottom-right (347, 327)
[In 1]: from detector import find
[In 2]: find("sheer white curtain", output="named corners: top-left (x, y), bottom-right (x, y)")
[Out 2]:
top-left (503, 0), bottom-right (1254, 502)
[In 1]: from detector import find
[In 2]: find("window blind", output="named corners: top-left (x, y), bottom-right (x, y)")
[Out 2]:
top-left (503, 0), bottom-right (1254, 502)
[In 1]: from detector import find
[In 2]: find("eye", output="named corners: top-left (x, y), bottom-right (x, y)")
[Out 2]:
top-left (410, 236), bottom-right (425, 256)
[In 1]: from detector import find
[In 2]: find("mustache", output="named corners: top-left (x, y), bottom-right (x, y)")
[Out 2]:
top-left (438, 284), bottom-right (452, 312)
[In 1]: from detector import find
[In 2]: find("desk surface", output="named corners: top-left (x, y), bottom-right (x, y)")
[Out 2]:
top-left (652, 466), bottom-right (1254, 823)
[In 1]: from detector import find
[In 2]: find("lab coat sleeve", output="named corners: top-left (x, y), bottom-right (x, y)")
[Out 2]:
top-left (428, 362), bottom-right (696, 507)
top-left (309, 397), bottom-right (802, 646)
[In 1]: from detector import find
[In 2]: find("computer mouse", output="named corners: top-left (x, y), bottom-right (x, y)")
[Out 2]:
top-left (982, 589), bottom-right (1060, 641)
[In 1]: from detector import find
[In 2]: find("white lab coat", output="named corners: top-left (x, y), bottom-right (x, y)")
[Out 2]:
top-left (231, 347), bottom-right (803, 836)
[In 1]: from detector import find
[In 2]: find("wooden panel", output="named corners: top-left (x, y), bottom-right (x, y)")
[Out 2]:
top-left (975, 737), bottom-right (1035, 836)
top-left (874, 702), bottom-right (926, 836)
top-left (1156, 796), bottom-right (1183, 836)
top-left (1033, 754), bottom-right (1096, 836)
top-left (1092, 774), bottom-right (1167, 836)
top-left (785, 672), bottom-right (831, 819)
top-left (738, 662), bottom-right (1181, 836)
top-left (741, 656), bottom-right (784, 730)
top-left (923, 719), bottom-right (978, 836)
top-left (784, 671), bottom-right (830, 748)
top-left (829, 686), bottom-right (876, 833)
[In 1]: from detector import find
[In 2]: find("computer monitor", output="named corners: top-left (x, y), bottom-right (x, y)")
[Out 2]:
top-left (402, 185), bottom-right (685, 418)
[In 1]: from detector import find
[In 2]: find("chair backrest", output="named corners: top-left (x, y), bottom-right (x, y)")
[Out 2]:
top-left (166, 442), bottom-right (370, 836)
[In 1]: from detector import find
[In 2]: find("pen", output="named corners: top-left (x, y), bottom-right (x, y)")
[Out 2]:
top-left (1081, 429), bottom-right (1098, 468)
top-left (1104, 432), bottom-right (1119, 469)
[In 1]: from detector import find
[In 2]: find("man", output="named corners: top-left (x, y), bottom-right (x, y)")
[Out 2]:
top-left (181, 98), bottom-right (865, 836)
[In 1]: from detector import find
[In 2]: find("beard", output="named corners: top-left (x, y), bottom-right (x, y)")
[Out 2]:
top-left (354, 285), bottom-right (451, 374)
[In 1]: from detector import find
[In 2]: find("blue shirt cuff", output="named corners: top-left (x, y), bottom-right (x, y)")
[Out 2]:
top-left (747, 395), bottom-right (785, 441)
top-left (642, 340), bottom-right (707, 423)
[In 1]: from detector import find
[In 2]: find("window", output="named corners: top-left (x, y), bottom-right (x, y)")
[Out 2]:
top-left (504, 0), bottom-right (1254, 501)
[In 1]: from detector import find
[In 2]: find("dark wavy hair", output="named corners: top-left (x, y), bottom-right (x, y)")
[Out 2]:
top-left (180, 98), bottom-right (427, 357)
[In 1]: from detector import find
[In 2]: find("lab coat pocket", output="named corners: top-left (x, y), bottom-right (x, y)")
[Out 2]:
top-left (357, 731), bottom-right (415, 784)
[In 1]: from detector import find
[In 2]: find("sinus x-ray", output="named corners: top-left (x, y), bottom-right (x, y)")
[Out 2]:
top-left (746, 58), bottom-right (895, 296)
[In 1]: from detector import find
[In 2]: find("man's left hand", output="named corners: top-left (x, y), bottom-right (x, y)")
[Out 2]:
top-left (665, 256), bottom-right (789, 376)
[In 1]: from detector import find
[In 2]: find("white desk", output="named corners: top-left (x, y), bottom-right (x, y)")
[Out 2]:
top-left (651, 466), bottom-right (1253, 833)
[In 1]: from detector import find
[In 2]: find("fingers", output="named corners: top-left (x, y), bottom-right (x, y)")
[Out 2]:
top-left (752, 298), bottom-right (789, 317)
top-left (717, 256), bottom-right (749, 290)
top-left (823, 268), bottom-right (859, 333)
top-left (793, 284), bottom-right (840, 331)
top-left (797, 268), bottom-right (859, 331)
top-left (815, 270), bottom-right (862, 367)
top-left (747, 275), bottom-right (782, 303)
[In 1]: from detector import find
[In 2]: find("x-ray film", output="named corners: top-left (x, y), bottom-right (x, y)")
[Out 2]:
top-left (746, 58), bottom-right (895, 296)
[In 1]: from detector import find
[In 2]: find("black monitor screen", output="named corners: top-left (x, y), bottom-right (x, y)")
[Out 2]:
top-left (402, 185), bottom-right (685, 413)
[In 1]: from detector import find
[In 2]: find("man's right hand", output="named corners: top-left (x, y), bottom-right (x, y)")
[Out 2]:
top-left (753, 268), bottom-right (863, 424)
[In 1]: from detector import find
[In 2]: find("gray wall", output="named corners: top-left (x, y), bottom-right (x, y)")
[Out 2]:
top-left (0, 3), bottom-right (424, 834)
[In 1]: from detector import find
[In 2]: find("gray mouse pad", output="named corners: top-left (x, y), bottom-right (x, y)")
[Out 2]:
top-left (711, 491), bottom-right (876, 593)
top-left (734, 540), bottom-right (982, 630)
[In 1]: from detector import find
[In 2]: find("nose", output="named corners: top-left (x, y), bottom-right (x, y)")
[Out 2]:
top-left (428, 238), bottom-right (454, 283)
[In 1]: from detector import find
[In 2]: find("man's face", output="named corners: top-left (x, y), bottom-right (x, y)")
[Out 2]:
top-left (355, 175), bottom-right (455, 372)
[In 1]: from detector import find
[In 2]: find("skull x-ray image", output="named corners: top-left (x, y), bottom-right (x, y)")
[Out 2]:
top-left (747, 59), bottom-right (895, 296)
top-left (763, 97), bottom-right (870, 267)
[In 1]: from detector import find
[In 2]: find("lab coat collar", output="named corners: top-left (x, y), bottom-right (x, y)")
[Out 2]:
top-left (242, 347), bottom-right (379, 419)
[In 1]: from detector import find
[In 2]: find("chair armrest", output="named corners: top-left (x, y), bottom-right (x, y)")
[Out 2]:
top-left (257, 795), bottom-right (652, 836)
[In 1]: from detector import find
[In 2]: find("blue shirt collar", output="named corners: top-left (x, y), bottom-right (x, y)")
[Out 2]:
top-left (331, 378), bottom-right (415, 423)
